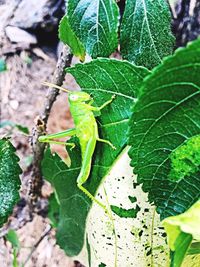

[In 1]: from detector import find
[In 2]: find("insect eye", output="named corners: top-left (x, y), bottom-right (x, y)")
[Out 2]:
top-left (70, 95), bottom-right (79, 101)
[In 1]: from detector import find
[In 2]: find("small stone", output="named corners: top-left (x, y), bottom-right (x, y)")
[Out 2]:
top-left (5, 26), bottom-right (37, 44)
top-left (10, 100), bottom-right (19, 110)
top-left (10, 0), bottom-right (63, 29)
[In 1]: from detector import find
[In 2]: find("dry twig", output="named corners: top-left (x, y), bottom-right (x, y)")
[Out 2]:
top-left (23, 225), bottom-right (52, 266)
top-left (30, 45), bottom-right (72, 207)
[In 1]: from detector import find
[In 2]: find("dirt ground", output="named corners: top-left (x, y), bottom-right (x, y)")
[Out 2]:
top-left (0, 46), bottom-right (81, 266)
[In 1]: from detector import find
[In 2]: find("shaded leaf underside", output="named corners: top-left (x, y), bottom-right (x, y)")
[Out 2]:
top-left (129, 39), bottom-right (200, 220)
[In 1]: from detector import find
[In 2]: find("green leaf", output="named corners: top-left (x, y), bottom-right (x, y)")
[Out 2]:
top-left (169, 135), bottom-right (200, 182)
top-left (0, 139), bottom-right (21, 226)
top-left (48, 193), bottom-right (60, 228)
top-left (110, 204), bottom-right (140, 218)
top-left (6, 229), bottom-right (20, 267)
top-left (42, 58), bottom-right (149, 256)
top-left (0, 120), bottom-right (29, 135)
top-left (66, 0), bottom-right (120, 58)
top-left (120, 0), bottom-right (175, 69)
top-left (0, 59), bottom-right (7, 72)
top-left (163, 201), bottom-right (200, 251)
top-left (128, 38), bottom-right (200, 220)
top-left (188, 242), bottom-right (200, 255)
top-left (170, 232), bottom-right (192, 267)
top-left (6, 229), bottom-right (20, 249)
top-left (59, 16), bottom-right (85, 61)
top-left (15, 124), bottom-right (29, 135)
top-left (86, 235), bottom-right (91, 267)
top-left (163, 200), bottom-right (200, 266)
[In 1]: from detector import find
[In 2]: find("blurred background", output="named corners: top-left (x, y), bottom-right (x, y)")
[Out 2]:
top-left (0, 0), bottom-right (199, 266)
top-left (0, 0), bottom-right (78, 266)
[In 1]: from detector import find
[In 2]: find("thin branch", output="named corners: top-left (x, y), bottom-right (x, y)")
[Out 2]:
top-left (23, 225), bottom-right (52, 266)
top-left (30, 45), bottom-right (72, 207)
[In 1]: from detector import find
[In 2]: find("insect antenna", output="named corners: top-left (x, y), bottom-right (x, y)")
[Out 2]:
top-left (42, 81), bottom-right (71, 93)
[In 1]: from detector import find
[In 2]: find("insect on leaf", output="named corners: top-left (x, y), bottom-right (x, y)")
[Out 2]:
top-left (42, 58), bottom-right (150, 256)
top-left (0, 139), bottom-right (21, 227)
top-left (120, 0), bottom-right (175, 69)
top-left (128, 38), bottom-right (200, 220)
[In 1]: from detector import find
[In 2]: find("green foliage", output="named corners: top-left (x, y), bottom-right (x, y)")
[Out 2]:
top-left (111, 204), bottom-right (140, 218)
top-left (0, 59), bottom-right (7, 72)
top-left (188, 242), bottom-right (200, 255)
top-left (59, 16), bottom-right (85, 61)
top-left (128, 38), bottom-right (200, 219)
top-left (163, 200), bottom-right (200, 267)
top-left (0, 139), bottom-right (21, 226)
top-left (60, 0), bottom-right (119, 58)
top-left (6, 230), bottom-right (20, 267)
top-left (0, 120), bottom-right (29, 135)
top-left (42, 59), bottom-right (149, 256)
top-left (170, 232), bottom-right (192, 267)
top-left (163, 200), bottom-right (200, 251)
top-left (169, 135), bottom-right (200, 182)
top-left (120, 0), bottom-right (175, 69)
top-left (6, 229), bottom-right (20, 249)
top-left (48, 193), bottom-right (60, 228)
top-left (86, 236), bottom-right (91, 267)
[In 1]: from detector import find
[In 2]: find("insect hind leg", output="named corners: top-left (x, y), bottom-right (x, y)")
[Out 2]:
top-left (77, 137), bottom-right (112, 219)
top-left (78, 184), bottom-right (112, 220)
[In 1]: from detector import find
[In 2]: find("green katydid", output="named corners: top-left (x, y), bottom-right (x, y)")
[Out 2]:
top-left (39, 82), bottom-right (116, 213)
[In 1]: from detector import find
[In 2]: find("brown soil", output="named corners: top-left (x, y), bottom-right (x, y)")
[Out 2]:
top-left (0, 48), bottom-right (79, 266)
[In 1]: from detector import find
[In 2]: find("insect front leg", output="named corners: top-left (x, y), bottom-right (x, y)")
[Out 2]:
top-left (97, 138), bottom-right (116, 150)
top-left (38, 128), bottom-right (76, 149)
top-left (88, 95), bottom-right (115, 112)
top-left (97, 94), bottom-right (116, 110)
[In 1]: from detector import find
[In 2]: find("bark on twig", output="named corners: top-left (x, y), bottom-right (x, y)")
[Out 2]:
top-left (30, 45), bottom-right (72, 207)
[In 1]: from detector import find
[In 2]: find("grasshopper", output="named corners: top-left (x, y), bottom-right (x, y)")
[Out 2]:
top-left (39, 82), bottom-right (116, 212)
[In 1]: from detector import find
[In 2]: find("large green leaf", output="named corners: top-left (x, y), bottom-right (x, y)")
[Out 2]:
top-left (128, 38), bottom-right (200, 220)
top-left (42, 59), bottom-right (149, 256)
top-left (120, 0), bottom-right (175, 69)
top-left (0, 139), bottom-right (21, 226)
top-left (66, 0), bottom-right (119, 58)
